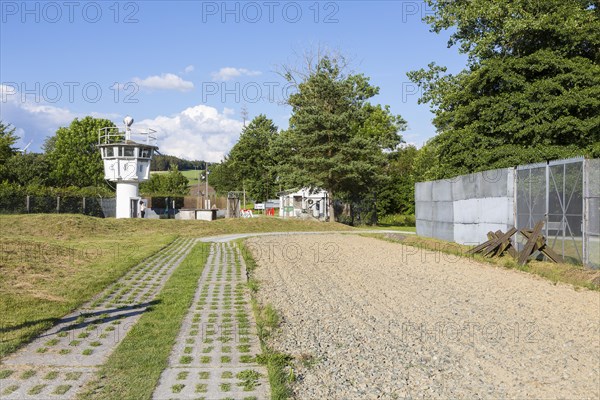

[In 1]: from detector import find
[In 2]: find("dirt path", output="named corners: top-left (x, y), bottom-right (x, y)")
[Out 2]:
top-left (248, 234), bottom-right (600, 399)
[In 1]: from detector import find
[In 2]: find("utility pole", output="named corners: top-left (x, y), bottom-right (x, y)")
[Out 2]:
top-left (241, 104), bottom-right (249, 127)
top-left (243, 181), bottom-right (246, 209)
top-left (205, 163), bottom-right (210, 209)
top-left (195, 163), bottom-right (200, 209)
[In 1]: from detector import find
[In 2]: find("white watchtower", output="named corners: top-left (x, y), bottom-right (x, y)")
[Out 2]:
top-left (98, 116), bottom-right (157, 218)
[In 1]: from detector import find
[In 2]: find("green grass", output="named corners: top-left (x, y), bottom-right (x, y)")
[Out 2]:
top-left (0, 214), bottom-right (352, 358)
top-left (78, 243), bottom-right (210, 400)
top-left (44, 370), bottom-right (59, 380)
top-left (237, 370), bottom-right (262, 391)
top-left (28, 384), bottom-right (46, 395)
top-left (356, 225), bottom-right (417, 233)
top-left (0, 369), bottom-right (15, 379)
top-left (2, 384), bottom-right (19, 395)
top-left (240, 240), bottom-right (294, 400)
top-left (53, 385), bottom-right (72, 395)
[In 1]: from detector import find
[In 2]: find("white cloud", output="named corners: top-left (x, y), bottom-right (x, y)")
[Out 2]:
top-left (1, 84), bottom-right (77, 150)
top-left (136, 105), bottom-right (243, 162)
top-left (184, 65), bottom-right (195, 74)
top-left (211, 67), bottom-right (262, 81)
top-left (0, 84), bottom-right (242, 160)
top-left (132, 73), bottom-right (194, 91)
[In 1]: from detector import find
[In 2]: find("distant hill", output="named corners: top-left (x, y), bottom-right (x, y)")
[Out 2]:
top-left (151, 154), bottom-right (206, 171)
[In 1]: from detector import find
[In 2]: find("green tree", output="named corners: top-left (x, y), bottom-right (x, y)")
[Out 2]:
top-left (48, 117), bottom-right (115, 187)
top-left (0, 121), bottom-right (19, 178)
top-left (208, 158), bottom-right (238, 195)
top-left (228, 115), bottom-right (279, 201)
top-left (377, 145), bottom-right (419, 216)
top-left (3, 153), bottom-right (51, 186)
top-left (276, 55), bottom-right (403, 222)
top-left (409, 0), bottom-right (600, 179)
top-left (140, 165), bottom-right (189, 196)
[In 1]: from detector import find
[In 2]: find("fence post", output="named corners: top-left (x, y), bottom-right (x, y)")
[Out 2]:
top-left (57, 196), bottom-right (60, 213)
top-left (26, 195), bottom-right (30, 213)
top-left (83, 197), bottom-right (86, 214)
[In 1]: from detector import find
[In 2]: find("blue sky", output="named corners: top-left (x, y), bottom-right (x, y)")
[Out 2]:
top-left (1, 0), bottom-right (467, 161)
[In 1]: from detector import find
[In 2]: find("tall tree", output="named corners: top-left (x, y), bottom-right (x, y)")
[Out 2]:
top-left (228, 115), bottom-right (279, 201)
top-left (377, 145), bottom-right (419, 216)
top-left (276, 55), bottom-right (403, 222)
top-left (47, 116), bottom-right (115, 187)
top-left (409, 0), bottom-right (600, 179)
top-left (0, 121), bottom-right (19, 174)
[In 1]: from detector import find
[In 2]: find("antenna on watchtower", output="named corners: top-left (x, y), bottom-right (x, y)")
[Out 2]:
top-left (123, 116), bottom-right (134, 141)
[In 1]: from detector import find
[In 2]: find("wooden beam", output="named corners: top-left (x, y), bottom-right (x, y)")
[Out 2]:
top-left (518, 221), bottom-right (544, 265)
top-left (466, 237), bottom-right (495, 255)
top-left (520, 230), bottom-right (563, 263)
top-left (482, 227), bottom-right (517, 257)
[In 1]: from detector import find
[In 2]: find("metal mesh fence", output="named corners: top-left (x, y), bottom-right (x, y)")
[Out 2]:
top-left (584, 159), bottom-right (600, 268)
top-left (0, 195), bottom-right (115, 218)
top-left (515, 157), bottom-right (598, 267)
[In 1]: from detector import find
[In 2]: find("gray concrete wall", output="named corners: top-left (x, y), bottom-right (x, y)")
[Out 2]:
top-left (415, 168), bottom-right (514, 245)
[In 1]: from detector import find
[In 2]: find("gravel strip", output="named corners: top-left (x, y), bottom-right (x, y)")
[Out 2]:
top-left (248, 234), bottom-right (600, 399)
top-left (0, 238), bottom-right (195, 399)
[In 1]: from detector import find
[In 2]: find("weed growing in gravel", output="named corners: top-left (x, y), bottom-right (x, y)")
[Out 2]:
top-left (176, 371), bottom-right (189, 380)
top-left (198, 371), bottom-right (210, 379)
top-left (238, 344), bottom-right (251, 353)
top-left (220, 382), bottom-right (232, 391)
top-left (171, 383), bottom-right (185, 393)
top-left (237, 370), bottom-right (262, 391)
top-left (195, 383), bottom-right (208, 393)
top-left (180, 356), bottom-right (193, 364)
top-left (239, 240), bottom-right (294, 400)
top-left (44, 371), bottom-right (59, 380)
top-left (222, 371), bottom-right (233, 378)
top-left (52, 384), bottom-right (71, 395)
top-left (28, 384), bottom-right (46, 395)
top-left (65, 372), bottom-right (82, 380)
top-left (0, 370), bottom-right (14, 378)
top-left (82, 349), bottom-right (93, 355)
top-left (36, 347), bottom-right (48, 353)
top-left (2, 384), bottom-right (19, 395)
top-left (59, 349), bottom-right (71, 355)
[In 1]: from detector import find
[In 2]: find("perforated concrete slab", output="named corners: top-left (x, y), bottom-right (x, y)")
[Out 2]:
top-left (152, 242), bottom-right (270, 400)
top-left (0, 238), bottom-right (195, 399)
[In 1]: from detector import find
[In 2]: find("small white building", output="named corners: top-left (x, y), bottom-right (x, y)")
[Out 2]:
top-left (279, 188), bottom-right (328, 221)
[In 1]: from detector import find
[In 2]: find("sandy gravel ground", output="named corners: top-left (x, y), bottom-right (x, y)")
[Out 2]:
top-left (247, 234), bottom-right (600, 399)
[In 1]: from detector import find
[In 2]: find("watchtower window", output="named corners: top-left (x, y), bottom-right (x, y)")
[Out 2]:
top-left (140, 148), bottom-right (151, 158)
top-left (105, 147), bottom-right (114, 157)
top-left (124, 147), bottom-right (135, 157)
